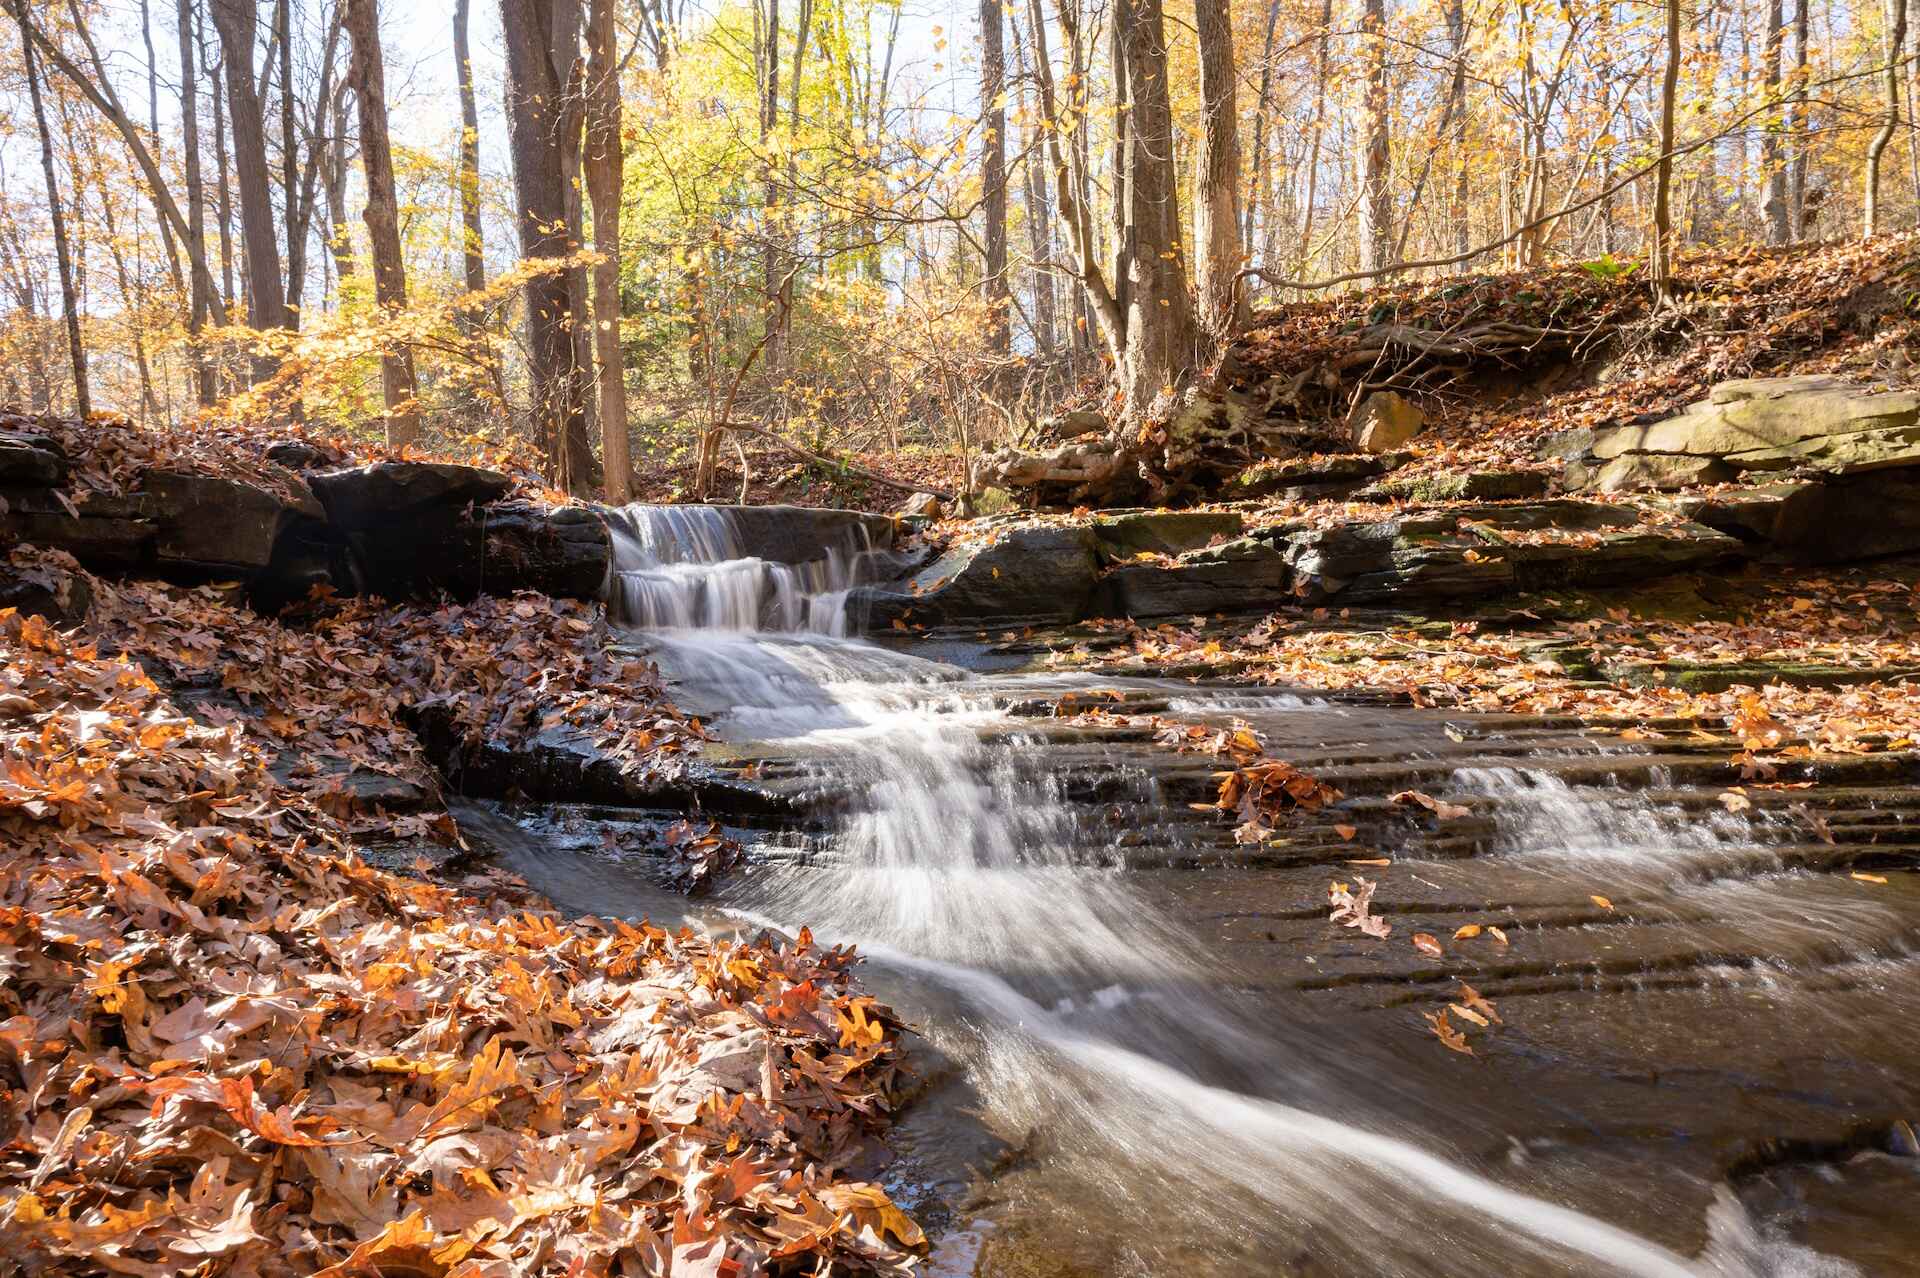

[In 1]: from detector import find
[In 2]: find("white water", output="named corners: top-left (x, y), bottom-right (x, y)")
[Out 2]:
top-left (596, 505), bottom-right (1834, 1277)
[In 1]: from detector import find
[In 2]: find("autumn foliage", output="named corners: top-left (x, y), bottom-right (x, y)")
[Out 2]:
top-left (0, 591), bottom-right (926, 1274)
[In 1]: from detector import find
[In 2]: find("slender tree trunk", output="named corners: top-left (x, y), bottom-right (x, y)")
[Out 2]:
top-left (586, 0), bottom-right (631, 502)
top-left (1865, 0), bottom-right (1908, 237)
top-left (759, 0), bottom-right (782, 380)
top-left (210, 22), bottom-right (237, 313)
top-left (323, 86), bottom-right (357, 279)
top-left (1358, 0), bottom-right (1393, 273)
top-left (500, 0), bottom-right (595, 492)
top-left (1447, 0), bottom-right (1471, 255)
top-left (1790, 0), bottom-right (1811, 237)
top-left (1192, 0), bottom-right (1243, 346)
top-left (1651, 0), bottom-right (1681, 297)
top-left (1760, 0), bottom-right (1790, 241)
top-left (276, 0), bottom-right (303, 315)
top-left (344, 0), bottom-right (420, 445)
top-left (980, 0), bottom-right (1010, 353)
top-left (1109, 0), bottom-right (1131, 318)
top-left (1011, 21), bottom-right (1056, 356)
top-left (1295, 0), bottom-right (1334, 274)
top-left (13, 0), bottom-right (89, 419)
top-left (454, 0), bottom-right (487, 296)
top-left (211, 0), bottom-right (291, 373)
top-left (1117, 0), bottom-right (1196, 417)
top-left (178, 0), bottom-right (215, 405)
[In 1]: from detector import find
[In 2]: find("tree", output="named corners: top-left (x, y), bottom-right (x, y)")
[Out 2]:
top-left (1760, 0), bottom-right (1791, 242)
top-left (11, 0), bottom-right (88, 419)
top-left (980, 0), bottom-right (1010, 354)
top-left (343, 0), bottom-right (420, 446)
top-left (585, 0), bottom-right (632, 502)
top-left (454, 0), bottom-right (487, 298)
top-left (1192, 0), bottom-right (1243, 345)
top-left (500, 0), bottom-right (596, 492)
top-left (1358, 0), bottom-right (1393, 273)
top-left (1650, 0), bottom-right (1681, 297)
top-left (1116, 0), bottom-right (1196, 416)
top-left (177, 0), bottom-right (216, 405)
top-left (1864, 0), bottom-right (1909, 236)
top-left (210, 0), bottom-right (292, 364)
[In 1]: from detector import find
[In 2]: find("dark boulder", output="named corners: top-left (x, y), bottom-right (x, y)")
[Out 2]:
top-left (1095, 534), bottom-right (1291, 618)
top-left (0, 553), bottom-right (91, 624)
top-left (308, 460), bottom-right (512, 529)
top-left (0, 432), bottom-right (67, 486)
top-left (852, 524), bottom-right (1099, 628)
top-left (480, 503), bottom-right (611, 599)
top-left (263, 439), bottom-right (345, 471)
top-left (141, 469), bottom-right (326, 578)
top-left (0, 489), bottom-right (158, 571)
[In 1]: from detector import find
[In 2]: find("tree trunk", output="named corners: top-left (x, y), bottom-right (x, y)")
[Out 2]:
top-left (1358, 0), bottom-right (1392, 273)
top-left (1447, 0), bottom-right (1471, 255)
top-left (211, 0), bottom-right (291, 370)
top-left (1117, 0), bottom-right (1196, 417)
top-left (1760, 0), bottom-right (1790, 242)
top-left (1651, 0), bottom-right (1680, 297)
top-left (454, 0), bottom-right (487, 296)
top-left (1865, 0), bottom-right (1908, 237)
top-left (1192, 0), bottom-right (1242, 346)
top-left (980, 0), bottom-right (1010, 353)
top-left (500, 0), bottom-right (595, 492)
top-left (13, 0), bottom-right (89, 419)
top-left (1244, 0), bottom-right (1281, 261)
top-left (344, 0), bottom-right (421, 446)
top-left (178, 0), bottom-right (215, 405)
top-left (1295, 0), bottom-right (1334, 275)
top-left (586, 0), bottom-right (632, 503)
top-left (1790, 0), bottom-right (1811, 238)
top-left (1011, 21), bottom-right (1056, 356)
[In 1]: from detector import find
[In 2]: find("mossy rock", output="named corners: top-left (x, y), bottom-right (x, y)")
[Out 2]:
top-left (1362, 469), bottom-right (1552, 503)
top-left (1605, 659), bottom-right (1920, 693)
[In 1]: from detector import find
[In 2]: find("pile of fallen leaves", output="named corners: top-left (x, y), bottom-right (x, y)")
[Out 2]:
top-left (0, 605), bottom-right (925, 1274)
top-left (43, 550), bottom-right (707, 846)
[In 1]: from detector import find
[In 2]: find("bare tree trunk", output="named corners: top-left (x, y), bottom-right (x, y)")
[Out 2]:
top-left (1295, 0), bottom-right (1334, 274)
top-left (178, 0), bottom-right (215, 405)
top-left (1651, 0), bottom-right (1681, 297)
top-left (1790, 0), bottom-right (1811, 237)
top-left (322, 85), bottom-right (356, 280)
top-left (1358, 0), bottom-right (1392, 273)
top-left (586, 0), bottom-right (631, 503)
top-left (1760, 0), bottom-right (1790, 242)
top-left (1447, 0), bottom-right (1471, 256)
top-left (1244, 0), bottom-right (1281, 259)
top-left (276, 0), bottom-right (303, 316)
top-left (140, 0), bottom-right (185, 296)
top-left (1117, 0), bottom-right (1196, 417)
top-left (209, 18), bottom-right (237, 312)
top-left (454, 0), bottom-right (487, 296)
top-left (13, 0), bottom-right (89, 419)
top-left (1011, 20), bottom-right (1056, 356)
top-left (211, 0), bottom-right (291, 371)
top-left (500, 0), bottom-right (595, 492)
top-left (759, 0), bottom-right (782, 381)
top-left (1192, 0), bottom-right (1243, 346)
top-left (980, 0), bottom-right (1010, 353)
top-left (1865, 0), bottom-right (1908, 237)
top-left (344, 0), bottom-right (420, 445)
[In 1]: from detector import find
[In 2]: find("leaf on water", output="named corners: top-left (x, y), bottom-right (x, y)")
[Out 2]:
top-left (1452, 924), bottom-right (1482, 940)
top-left (1333, 823), bottom-right (1358, 842)
top-left (1345, 857), bottom-right (1390, 866)
top-left (1456, 981), bottom-right (1503, 1024)
top-left (1851, 871), bottom-right (1889, 884)
top-left (1328, 876), bottom-right (1391, 939)
top-left (1422, 1009), bottom-right (1474, 1055)
top-left (1448, 1002), bottom-right (1489, 1028)
top-left (1487, 925), bottom-right (1511, 947)
top-left (1389, 789), bottom-right (1472, 821)
top-left (1590, 894), bottom-right (1615, 911)
top-left (1411, 932), bottom-right (1444, 959)
top-left (1717, 788), bottom-right (1752, 813)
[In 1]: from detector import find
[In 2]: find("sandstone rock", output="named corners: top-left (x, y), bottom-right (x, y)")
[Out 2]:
top-left (308, 461), bottom-right (512, 529)
top-left (852, 525), bottom-right (1099, 628)
top-left (969, 486), bottom-right (1019, 516)
top-left (899, 492), bottom-right (943, 519)
top-left (0, 489), bottom-right (157, 570)
top-left (1347, 391), bottom-right (1425, 453)
top-left (1231, 452), bottom-right (1395, 501)
top-left (1590, 453), bottom-right (1733, 492)
top-left (1090, 509), bottom-right (1244, 559)
top-left (0, 432), bottom-right (66, 486)
top-left (677, 504), bottom-right (895, 564)
top-left (1360, 469), bottom-right (1553, 502)
top-left (1588, 376), bottom-right (1920, 465)
top-left (1679, 472), bottom-right (1920, 564)
top-left (1095, 534), bottom-right (1290, 618)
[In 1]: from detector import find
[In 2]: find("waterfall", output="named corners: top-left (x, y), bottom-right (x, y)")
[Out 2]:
top-left (579, 506), bottom-right (1825, 1277)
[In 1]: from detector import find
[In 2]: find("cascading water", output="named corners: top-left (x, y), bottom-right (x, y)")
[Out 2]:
top-left (547, 506), bottom-right (1857, 1275)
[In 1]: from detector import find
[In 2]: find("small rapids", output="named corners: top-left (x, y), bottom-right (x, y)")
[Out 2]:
top-left (520, 506), bottom-right (1864, 1275)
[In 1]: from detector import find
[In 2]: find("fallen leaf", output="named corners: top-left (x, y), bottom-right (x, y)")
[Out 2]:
top-left (1411, 932), bottom-right (1444, 959)
top-left (1452, 924), bottom-right (1483, 940)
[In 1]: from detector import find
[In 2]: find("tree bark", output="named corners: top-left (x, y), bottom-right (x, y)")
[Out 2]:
top-left (1651, 0), bottom-right (1681, 297)
top-left (344, 0), bottom-right (420, 446)
top-left (211, 0), bottom-right (292, 369)
top-left (1117, 0), bottom-right (1196, 417)
top-left (500, 0), bottom-right (595, 492)
top-left (13, 0), bottom-right (89, 419)
top-left (1865, 0), bottom-right (1908, 237)
top-left (178, 0), bottom-right (215, 405)
top-left (585, 0), bottom-right (631, 503)
top-left (980, 0), bottom-right (1010, 353)
top-left (1447, 0), bottom-right (1471, 255)
top-left (454, 0), bottom-right (487, 296)
top-left (1192, 0), bottom-right (1243, 346)
top-left (1358, 0), bottom-right (1392, 273)
top-left (1009, 14), bottom-right (1055, 355)
top-left (1790, 0), bottom-right (1811, 237)
top-left (1760, 0), bottom-right (1790, 242)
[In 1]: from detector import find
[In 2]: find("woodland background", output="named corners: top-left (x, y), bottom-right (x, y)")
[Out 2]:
top-left (2, 0), bottom-right (1917, 501)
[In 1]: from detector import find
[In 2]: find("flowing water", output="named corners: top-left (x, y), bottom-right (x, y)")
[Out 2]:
top-left (487, 507), bottom-right (1909, 1276)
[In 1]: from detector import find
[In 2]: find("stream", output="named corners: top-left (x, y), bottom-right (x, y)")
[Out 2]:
top-left (473, 506), bottom-right (1917, 1277)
